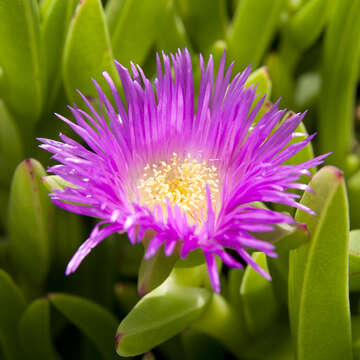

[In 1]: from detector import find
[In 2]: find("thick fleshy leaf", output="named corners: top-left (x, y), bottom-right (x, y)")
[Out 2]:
top-left (182, 329), bottom-right (226, 360)
top-left (49, 293), bottom-right (118, 360)
top-left (272, 117), bottom-right (315, 216)
top-left (175, 249), bottom-right (205, 268)
top-left (63, 0), bottom-right (118, 103)
top-left (0, 238), bottom-right (10, 272)
top-left (42, 174), bottom-right (84, 279)
top-left (114, 282), bottom-right (139, 313)
top-left (227, 0), bottom-right (285, 71)
top-left (40, 0), bottom-right (77, 108)
top-left (0, 0), bottom-right (43, 125)
top-left (106, 0), bottom-right (166, 66)
top-left (208, 40), bottom-right (227, 70)
top-left (245, 67), bottom-right (272, 103)
top-left (265, 53), bottom-right (294, 108)
top-left (242, 322), bottom-right (294, 360)
top-left (19, 298), bottom-right (60, 360)
top-left (318, 0), bottom-right (360, 168)
top-left (288, 166), bottom-right (352, 359)
top-left (283, 120), bottom-right (315, 171)
top-left (348, 170), bottom-right (360, 229)
top-left (116, 278), bottom-right (211, 356)
top-left (348, 230), bottom-right (360, 291)
top-left (227, 268), bottom-right (244, 311)
top-left (245, 66), bottom-right (272, 122)
top-left (52, 210), bottom-right (84, 275)
top-left (0, 187), bottom-right (9, 232)
top-left (192, 293), bottom-right (247, 358)
top-left (353, 315), bottom-right (360, 359)
top-left (174, 0), bottom-right (227, 53)
top-left (42, 175), bottom-right (77, 192)
top-left (240, 252), bottom-right (278, 336)
top-left (294, 72), bottom-right (321, 109)
top-left (257, 221), bottom-right (309, 252)
top-left (156, 0), bottom-right (192, 53)
top-left (0, 269), bottom-right (27, 360)
top-left (345, 154), bottom-right (359, 179)
top-left (170, 265), bottom-right (209, 290)
top-left (9, 159), bottom-right (52, 285)
top-left (263, 222), bottom-right (309, 304)
top-left (137, 249), bottom-right (178, 296)
top-left (0, 100), bottom-right (23, 185)
top-left (279, 0), bottom-right (330, 71)
top-left (284, 0), bottom-right (330, 50)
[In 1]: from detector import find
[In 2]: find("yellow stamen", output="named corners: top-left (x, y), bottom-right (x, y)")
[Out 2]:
top-left (137, 153), bottom-right (219, 222)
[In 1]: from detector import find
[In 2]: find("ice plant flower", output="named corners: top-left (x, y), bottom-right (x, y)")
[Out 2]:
top-left (39, 49), bottom-right (327, 292)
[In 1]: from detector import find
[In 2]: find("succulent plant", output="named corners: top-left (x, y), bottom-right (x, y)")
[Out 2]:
top-left (0, 1), bottom-right (360, 360)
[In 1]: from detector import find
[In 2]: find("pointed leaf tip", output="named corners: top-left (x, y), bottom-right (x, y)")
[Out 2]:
top-left (116, 280), bottom-right (211, 356)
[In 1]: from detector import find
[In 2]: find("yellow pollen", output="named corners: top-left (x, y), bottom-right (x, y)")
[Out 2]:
top-left (137, 153), bottom-right (219, 221)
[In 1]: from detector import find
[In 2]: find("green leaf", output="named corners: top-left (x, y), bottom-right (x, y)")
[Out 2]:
top-left (294, 72), bottom-right (321, 109)
top-left (50, 293), bottom-right (118, 360)
top-left (170, 264), bottom-right (209, 288)
top-left (9, 159), bottom-right (52, 286)
top-left (0, 269), bottom-right (27, 360)
top-left (208, 40), bottom-right (227, 69)
top-left (0, 187), bottom-right (9, 233)
top-left (138, 249), bottom-right (178, 296)
top-left (42, 175), bottom-right (78, 192)
top-left (40, 0), bottom-right (77, 109)
top-left (51, 210), bottom-right (83, 274)
top-left (265, 52), bottom-right (295, 108)
top-left (19, 298), bottom-right (60, 360)
top-left (262, 222), bottom-right (309, 304)
top-left (0, 0), bottom-right (44, 126)
top-left (288, 166), bottom-right (352, 359)
top-left (106, 0), bottom-right (166, 66)
top-left (192, 293), bottom-right (247, 358)
top-left (279, 0), bottom-right (331, 71)
top-left (240, 252), bottom-right (278, 336)
top-left (245, 66), bottom-right (272, 123)
top-left (63, 0), bottom-right (118, 103)
top-left (227, 268), bottom-right (244, 310)
top-left (104, 0), bottom-right (125, 33)
top-left (285, 0), bottom-right (330, 50)
top-left (116, 279), bottom-right (211, 356)
top-left (182, 329), bottom-right (225, 360)
top-left (257, 221), bottom-right (309, 252)
top-left (348, 170), bottom-right (360, 229)
top-left (348, 230), bottom-right (360, 291)
top-left (174, 249), bottom-right (205, 268)
top-left (0, 100), bottom-right (23, 186)
top-left (245, 66), bottom-right (272, 103)
top-left (156, 0), bottom-right (192, 53)
top-left (318, 0), bottom-right (360, 168)
top-left (272, 114), bottom-right (316, 216)
top-left (227, 0), bottom-right (285, 71)
top-left (0, 238), bottom-right (11, 272)
top-left (114, 282), bottom-right (139, 314)
top-left (345, 154), bottom-right (359, 178)
top-left (174, 0), bottom-right (227, 53)
top-left (353, 315), bottom-right (360, 360)
top-left (283, 119), bottom-right (315, 171)
top-left (242, 321), bottom-right (294, 360)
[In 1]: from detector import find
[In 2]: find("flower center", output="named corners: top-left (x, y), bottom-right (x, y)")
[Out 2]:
top-left (137, 153), bottom-right (219, 221)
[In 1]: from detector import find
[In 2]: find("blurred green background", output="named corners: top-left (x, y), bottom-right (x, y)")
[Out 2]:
top-left (1, 0), bottom-right (360, 359)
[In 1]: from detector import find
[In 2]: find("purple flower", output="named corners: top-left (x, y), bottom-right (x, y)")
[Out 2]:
top-left (39, 49), bottom-right (327, 292)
